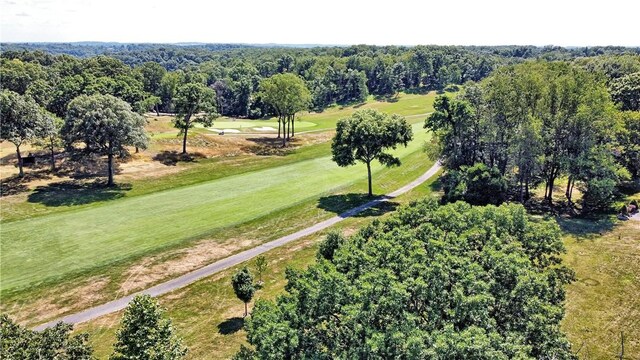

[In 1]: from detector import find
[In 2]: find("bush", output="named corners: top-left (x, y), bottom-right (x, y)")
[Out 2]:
top-left (442, 163), bottom-right (508, 205)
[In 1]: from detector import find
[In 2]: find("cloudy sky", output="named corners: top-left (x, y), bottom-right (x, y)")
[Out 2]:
top-left (1, 0), bottom-right (638, 46)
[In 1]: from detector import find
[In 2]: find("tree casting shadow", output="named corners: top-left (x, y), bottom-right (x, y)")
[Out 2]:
top-left (317, 193), bottom-right (399, 217)
top-left (28, 180), bottom-right (131, 207)
top-left (555, 216), bottom-right (615, 240)
top-left (152, 151), bottom-right (205, 166)
top-left (0, 171), bottom-right (51, 197)
top-left (242, 137), bottom-right (298, 156)
top-left (217, 317), bottom-right (244, 335)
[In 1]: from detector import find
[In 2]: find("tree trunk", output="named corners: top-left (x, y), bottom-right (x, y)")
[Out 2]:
top-left (291, 114), bottom-right (295, 137)
top-left (277, 116), bottom-right (281, 138)
top-left (547, 173), bottom-right (556, 205)
top-left (154, 104), bottom-right (160, 117)
top-left (281, 118), bottom-right (287, 147)
top-left (286, 116), bottom-right (291, 140)
top-left (49, 143), bottom-right (56, 172)
top-left (107, 153), bottom-right (114, 186)
top-left (244, 302), bottom-right (248, 317)
top-left (182, 127), bottom-right (189, 154)
top-left (16, 145), bottom-right (24, 177)
top-left (519, 178), bottom-right (524, 203)
top-left (565, 176), bottom-right (573, 203)
top-left (366, 160), bottom-right (373, 197)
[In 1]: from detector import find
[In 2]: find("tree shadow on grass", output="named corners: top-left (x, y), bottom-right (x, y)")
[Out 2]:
top-left (555, 216), bottom-right (616, 240)
top-left (217, 317), bottom-right (244, 335)
top-left (28, 180), bottom-right (131, 207)
top-left (317, 193), bottom-right (399, 217)
top-left (152, 151), bottom-right (206, 166)
top-left (241, 137), bottom-right (298, 156)
top-left (0, 171), bottom-right (52, 197)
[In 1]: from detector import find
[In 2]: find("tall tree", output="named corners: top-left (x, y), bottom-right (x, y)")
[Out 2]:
top-left (425, 95), bottom-right (479, 170)
top-left (232, 267), bottom-right (256, 317)
top-left (34, 111), bottom-right (64, 171)
top-left (137, 62), bottom-right (167, 115)
top-left (63, 94), bottom-right (149, 186)
top-left (110, 295), bottom-right (187, 360)
top-left (0, 90), bottom-right (47, 177)
top-left (332, 109), bottom-right (413, 196)
top-left (259, 73), bottom-right (311, 146)
top-left (173, 82), bottom-right (217, 154)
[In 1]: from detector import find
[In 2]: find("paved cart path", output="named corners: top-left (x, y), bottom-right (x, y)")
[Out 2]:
top-left (34, 161), bottom-right (441, 331)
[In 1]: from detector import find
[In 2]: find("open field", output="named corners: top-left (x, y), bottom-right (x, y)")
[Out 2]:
top-left (2, 147), bottom-right (437, 329)
top-left (561, 214), bottom-right (640, 359)
top-left (76, 167), bottom-right (443, 359)
top-left (0, 120), bottom-right (430, 293)
top-left (1, 92), bottom-right (439, 320)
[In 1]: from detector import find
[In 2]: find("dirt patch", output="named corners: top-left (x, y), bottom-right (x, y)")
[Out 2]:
top-left (118, 158), bottom-right (185, 180)
top-left (4, 277), bottom-right (110, 327)
top-left (119, 238), bottom-right (255, 293)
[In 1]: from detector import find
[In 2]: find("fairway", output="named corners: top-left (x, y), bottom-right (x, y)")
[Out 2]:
top-left (0, 123), bottom-right (430, 293)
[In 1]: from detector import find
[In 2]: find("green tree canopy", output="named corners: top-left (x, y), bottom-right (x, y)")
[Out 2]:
top-left (232, 267), bottom-right (256, 317)
top-left (110, 295), bottom-right (187, 360)
top-left (609, 71), bottom-right (640, 111)
top-left (0, 90), bottom-right (49, 177)
top-left (258, 73), bottom-right (311, 146)
top-left (63, 94), bottom-right (149, 185)
top-left (240, 200), bottom-right (575, 359)
top-left (0, 314), bottom-right (94, 359)
top-left (172, 82), bottom-right (217, 154)
top-left (331, 108), bottom-right (413, 196)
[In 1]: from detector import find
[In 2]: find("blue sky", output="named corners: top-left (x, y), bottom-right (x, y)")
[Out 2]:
top-left (1, 0), bottom-right (638, 46)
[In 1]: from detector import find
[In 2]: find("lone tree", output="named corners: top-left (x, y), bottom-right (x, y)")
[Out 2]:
top-left (254, 255), bottom-right (268, 284)
top-left (232, 267), bottom-right (256, 317)
top-left (0, 90), bottom-right (47, 177)
top-left (173, 82), bottom-right (217, 154)
top-left (259, 73), bottom-right (311, 146)
top-left (63, 94), bottom-right (149, 186)
top-left (331, 109), bottom-right (413, 196)
top-left (110, 295), bottom-right (187, 360)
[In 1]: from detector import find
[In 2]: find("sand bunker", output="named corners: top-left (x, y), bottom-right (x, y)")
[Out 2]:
top-left (254, 126), bottom-right (277, 131)
top-left (210, 128), bottom-right (241, 133)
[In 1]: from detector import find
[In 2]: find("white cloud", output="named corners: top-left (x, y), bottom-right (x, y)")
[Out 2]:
top-left (1, 0), bottom-right (638, 46)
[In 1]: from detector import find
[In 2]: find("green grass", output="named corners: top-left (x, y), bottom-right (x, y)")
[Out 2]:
top-left (561, 215), bottom-right (640, 359)
top-left (76, 168), bottom-right (443, 360)
top-left (0, 123), bottom-right (431, 293)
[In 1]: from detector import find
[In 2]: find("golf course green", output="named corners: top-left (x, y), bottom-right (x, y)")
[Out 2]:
top-left (0, 123), bottom-right (430, 292)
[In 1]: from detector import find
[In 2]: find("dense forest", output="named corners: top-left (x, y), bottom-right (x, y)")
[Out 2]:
top-left (2, 43), bottom-right (639, 120)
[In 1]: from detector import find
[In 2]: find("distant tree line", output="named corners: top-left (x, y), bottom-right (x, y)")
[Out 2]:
top-left (426, 59), bottom-right (640, 213)
top-left (2, 46), bottom-right (638, 187)
top-left (5, 44), bottom-right (636, 123)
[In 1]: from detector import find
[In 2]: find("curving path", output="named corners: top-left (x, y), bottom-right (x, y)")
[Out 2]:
top-left (34, 161), bottom-right (441, 331)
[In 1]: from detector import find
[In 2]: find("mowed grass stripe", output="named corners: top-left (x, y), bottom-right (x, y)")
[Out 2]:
top-left (1, 124), bottom-right (430, 292)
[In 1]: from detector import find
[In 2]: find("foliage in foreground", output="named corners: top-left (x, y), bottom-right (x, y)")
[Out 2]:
top-left (0, 314), bottom-right (93, 359)
top-left (110, 295), bottom-right (187, 360)
top-left (238, 199), bottom-right (576, 359)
